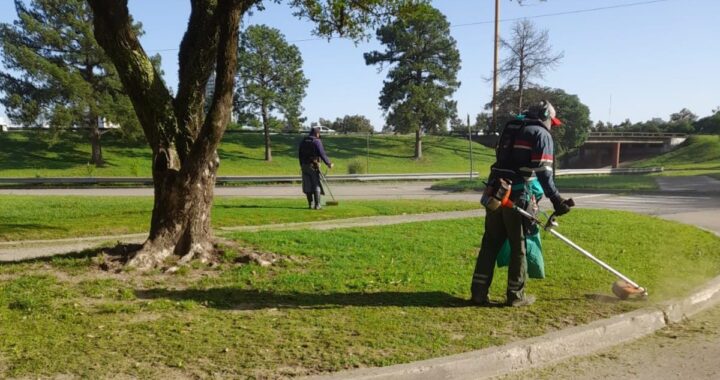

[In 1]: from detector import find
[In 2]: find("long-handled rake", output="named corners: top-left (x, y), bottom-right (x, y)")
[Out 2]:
top-left (319, 169), bottom-right (339, 206)
top-left (507, 199), bottom-right (648, 300)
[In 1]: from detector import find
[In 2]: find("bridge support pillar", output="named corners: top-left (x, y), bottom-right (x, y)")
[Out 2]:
top-left (612, 142), bottom-right (621, 168)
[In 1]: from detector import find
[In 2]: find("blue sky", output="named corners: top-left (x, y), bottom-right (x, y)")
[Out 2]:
top-left (1, 0), bottom-right (718, 130)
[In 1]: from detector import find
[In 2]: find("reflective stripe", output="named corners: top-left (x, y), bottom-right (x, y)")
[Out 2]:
top-left (519, 165), bottom-right (553, 173)
top-left (513, 145), bottom-right (532, 150)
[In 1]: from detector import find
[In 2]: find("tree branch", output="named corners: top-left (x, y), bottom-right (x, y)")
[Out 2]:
top-left (87, 0), bottom-right (176, 152)
top-left (172, 0), bottom-right (221, 162)
top-left (184, 0), bottom-right (251, 177)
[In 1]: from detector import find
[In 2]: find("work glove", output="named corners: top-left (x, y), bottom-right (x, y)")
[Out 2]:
top-left (550, 195), bottom-right (573, 216)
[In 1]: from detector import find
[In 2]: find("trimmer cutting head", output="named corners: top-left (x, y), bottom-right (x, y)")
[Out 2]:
top-left (612, 280), bottom-right (648, 300)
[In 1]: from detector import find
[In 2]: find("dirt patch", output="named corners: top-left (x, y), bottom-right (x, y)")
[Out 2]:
top-left (92, 239), bottom-right (285, 275)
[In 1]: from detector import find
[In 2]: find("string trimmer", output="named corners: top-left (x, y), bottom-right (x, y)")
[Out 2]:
top-left (319, 169), bottom-right (339, 206)
top-left (481, 179), bottom-right (647, 300)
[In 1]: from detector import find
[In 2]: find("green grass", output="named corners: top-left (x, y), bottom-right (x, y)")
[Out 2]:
top-left (0, 196), bottom-right (478, 241)
top-left (430, 174), bottom-right (659, 192)
top-left (0, 209), bottom-right (718, 378)
top-left (0, 131), bottom-right (495, 177)
top-left (631, 135), bottom-right (720, 176)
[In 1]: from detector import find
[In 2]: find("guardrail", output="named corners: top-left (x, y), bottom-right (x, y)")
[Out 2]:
top-left (0, 168), bottom-right (663, 186)
top-left (555, 167), bottom-right (663, 176)
top-left (0, 172), bottom-right (481, 186)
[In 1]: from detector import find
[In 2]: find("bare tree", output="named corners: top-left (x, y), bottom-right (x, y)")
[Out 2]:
top-left (499, 19), bottom-right (563, 112)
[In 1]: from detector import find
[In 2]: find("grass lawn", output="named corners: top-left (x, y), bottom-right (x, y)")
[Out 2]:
top-left (430, 174), bottom-right (659, 192)
top-left (630, 135), bottom-right (720, 176)
top-left (0, 209), bottom-right (719, 378)
top-left (0, 131), bottom-right (495, 177)
top-left (0, 196), bottom-right (478, 241)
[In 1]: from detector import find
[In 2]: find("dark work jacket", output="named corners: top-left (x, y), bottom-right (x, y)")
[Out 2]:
top-left (489, 119), bottom-right (560, 200)
top-left (298, 136), bottom-right (332, 166)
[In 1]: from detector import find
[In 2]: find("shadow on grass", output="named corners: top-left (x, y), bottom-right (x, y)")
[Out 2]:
top-left (214, 204), bottom-right (308, 210)
top-left (136, 287), bottom-right (474, 309)
top-left (0, 223), bottom-right (67, 239)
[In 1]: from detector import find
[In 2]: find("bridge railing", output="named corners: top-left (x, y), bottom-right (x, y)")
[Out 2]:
top-left (588, 132), bottom-right (687, 138)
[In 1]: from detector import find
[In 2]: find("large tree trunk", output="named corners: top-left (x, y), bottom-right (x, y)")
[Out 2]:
top-left (89, 0), bottom-right (247, 269)
top-left (89, 118), bottom-right (104, 166)
top-left (261, 101), bottom-right (272, 161)
top-left (414, 128), bottom-right (422, 159)
top-left (128, 152), bottom-right (218, 268)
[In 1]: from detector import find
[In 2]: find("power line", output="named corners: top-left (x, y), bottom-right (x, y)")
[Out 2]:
top-left (144, 0), bottom-right (671, 52)
top-left (452, 0), bottom-right (670, 28)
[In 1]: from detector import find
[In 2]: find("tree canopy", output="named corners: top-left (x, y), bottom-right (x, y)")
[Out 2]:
top-left (331, 114), bottom-right (374, 133)
top-left (364, 2), bottom-right (460, 159)
top-left (489, 85), bottom-right (591, 153)
top-left (235, 24), bottom-right (308, 161)
top-left (0, 0), bottom-right (145, 165)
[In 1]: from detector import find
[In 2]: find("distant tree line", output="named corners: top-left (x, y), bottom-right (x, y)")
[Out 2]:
top-left (592, 107), bottom-right (720, 135)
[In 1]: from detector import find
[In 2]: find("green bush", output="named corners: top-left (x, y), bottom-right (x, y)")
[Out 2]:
top-left (347, 158), bottom-right (367, 174)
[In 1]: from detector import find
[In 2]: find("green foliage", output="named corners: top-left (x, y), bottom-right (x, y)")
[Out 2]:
top-left (694, 112), bottom-right (720, 134)
top-left (490, 86), bottom-right (591, 153)
top-left (331, 114), bottom-right (375, 133)
top-left (236, 25), bottom-right (309, 158)
top-left (0, 0), bottom-right (144, 149)
top-left (364, 3), bottom-right (460, 155)
top-left (346, 158), bottom-right (367, 174)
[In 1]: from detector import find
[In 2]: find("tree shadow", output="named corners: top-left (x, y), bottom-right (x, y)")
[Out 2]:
top-left (135, 287), bottom-right (472, 310)
top-left (213, 204), bottom-right (307, 210)
top-left (0, 223), bottom-right (67, 238)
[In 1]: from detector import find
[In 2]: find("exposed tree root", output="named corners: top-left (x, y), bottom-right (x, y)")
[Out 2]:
top-left (94, 238), bottom-right (283, 273)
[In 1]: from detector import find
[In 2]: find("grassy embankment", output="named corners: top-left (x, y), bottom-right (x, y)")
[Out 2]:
top-left (0, 131), bottom-right (494, 177)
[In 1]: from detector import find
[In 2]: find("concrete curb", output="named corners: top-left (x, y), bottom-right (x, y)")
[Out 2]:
top-left (304, 275), bottom-right (720, 380)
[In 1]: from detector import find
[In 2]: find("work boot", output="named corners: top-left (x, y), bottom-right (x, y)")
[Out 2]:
top-left (507, 294), bottom-right (536, 307)
top-left (470, 295), bottom-right (492, 307)
top-left (313, 190), bottom-right (322, 210)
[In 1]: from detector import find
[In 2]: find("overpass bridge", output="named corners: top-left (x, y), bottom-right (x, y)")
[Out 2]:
top-left (573, 132), bottom-right (687, 168)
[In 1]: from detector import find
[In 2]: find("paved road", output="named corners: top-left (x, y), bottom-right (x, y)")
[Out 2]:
top-left (3, 182), bottom-right (720, 378)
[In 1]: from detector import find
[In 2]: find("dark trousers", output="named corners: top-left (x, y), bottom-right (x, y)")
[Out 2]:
top-left (471, 201), bottom-right (528, 302)
top-left (301, 163), bottom-right (323, 208)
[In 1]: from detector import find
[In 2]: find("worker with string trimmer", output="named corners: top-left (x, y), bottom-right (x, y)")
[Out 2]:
top-left (471, 100), bottom-right (572, 307)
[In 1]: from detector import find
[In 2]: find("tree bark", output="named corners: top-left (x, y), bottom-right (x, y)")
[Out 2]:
top-left (89, 0), bottom-right (249, 269)
top-left (414, 128), bottom-right (422, 159)
top-left (261, 101), bottom-right (272, 161)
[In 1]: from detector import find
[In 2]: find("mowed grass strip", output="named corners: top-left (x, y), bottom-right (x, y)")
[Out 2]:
top-left (0, 209), bottom-right (718, 378)
top-left (631, 135), bottom-right (720, 176)
top-left (430, 174), bottom-right (659, 192)
top-left (0, 132), bottom-right (495, 177)
top-left (0, 195), bottom-right (478, 241)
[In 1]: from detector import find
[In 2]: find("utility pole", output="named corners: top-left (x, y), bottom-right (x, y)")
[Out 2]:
top-left (492, 0), bottom-right (500, 134)
top-left (467, 114), bottom-right (474, 180)
top-left (366, 132), bottom-right (370, 174)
